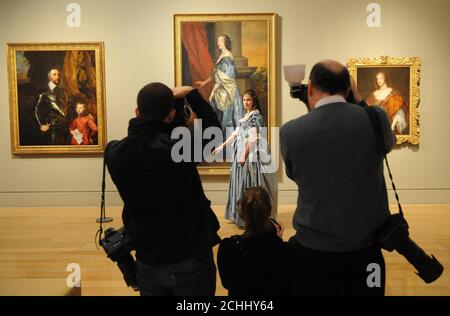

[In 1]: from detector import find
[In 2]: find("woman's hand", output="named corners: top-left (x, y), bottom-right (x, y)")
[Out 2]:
top-left (239, 155), bottom-right (247, 166)
top-left (276, 225), bottom-right (284, 238)
top-left (194, 80), bottom-right (205, 89)
top-left (195, 77), bottom-right (212, 89)
top-left (212, 144), bottom-right (224, 155)
top-left (391, 116), bottom-right (399, 132)
top-left (270, 219), bottom-right (284, 238)
top-left (40, 124), bottom-right (50, 133)
top-left (172, 86), bottom-right (194, 99)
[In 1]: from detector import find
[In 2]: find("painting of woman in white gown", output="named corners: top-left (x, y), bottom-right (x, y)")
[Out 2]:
top-left (195, 34), bottom-right (244, 132)
top-left (176, 18), bottom-right (271, 132)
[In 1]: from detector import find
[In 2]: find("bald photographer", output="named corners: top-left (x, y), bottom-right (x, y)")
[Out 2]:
top-left (280, 60), bottom-right (395, 295)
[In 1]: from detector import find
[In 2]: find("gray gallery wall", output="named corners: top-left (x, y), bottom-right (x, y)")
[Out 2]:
top-left (0, 0), bottom-right (449, 207)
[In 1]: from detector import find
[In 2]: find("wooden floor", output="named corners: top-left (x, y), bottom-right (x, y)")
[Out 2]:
top-left (0, 205), bottom-right (449, 296)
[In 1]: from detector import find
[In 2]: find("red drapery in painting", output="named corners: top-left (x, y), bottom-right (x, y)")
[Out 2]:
top-left (181, 22), bottom-right (214, 101)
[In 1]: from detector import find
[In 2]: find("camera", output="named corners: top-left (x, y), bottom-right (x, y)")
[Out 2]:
top-left (283, 64), bottom-right (309, 106)
top-left (376, 213), bottom-right (444, 283)
top-left (290, 83), bottom-right (358, 106)
top-left (171, 97), bottom-right (193, 129)
top-left (283, 64), bottom-right (357, 106)
top-left (100, 227), bottom-right (139, 290)
top-left (290, 84), bottom-right (309, 105)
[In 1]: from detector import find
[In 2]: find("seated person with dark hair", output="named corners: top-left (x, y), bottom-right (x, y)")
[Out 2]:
top-left (217, 187), bottom-right (292, 296)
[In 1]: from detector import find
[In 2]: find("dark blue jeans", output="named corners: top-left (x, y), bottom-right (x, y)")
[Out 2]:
top-left (136, 249), bottom-right (216, 296)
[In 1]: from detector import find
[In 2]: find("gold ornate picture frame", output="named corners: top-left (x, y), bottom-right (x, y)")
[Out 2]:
top-left (348, 56), bottom-right (421, 145)
top-left (7, 42), bottom-right (107, 154)
top-left (174, 13), bottom-right (277, 175)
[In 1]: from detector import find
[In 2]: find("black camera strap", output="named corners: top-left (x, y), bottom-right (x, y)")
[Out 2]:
top-left (363, 106), bottom-right (403, 217)
top-left (95, 143), bottom-right (111, 246)
top-left (364, 106), bottom-right (445, 284)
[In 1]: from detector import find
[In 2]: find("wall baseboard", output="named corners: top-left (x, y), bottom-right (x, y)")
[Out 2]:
top-left (0, 189), bottom-right (449, 207)
top-left (206, 189), bottom-right (450, 205)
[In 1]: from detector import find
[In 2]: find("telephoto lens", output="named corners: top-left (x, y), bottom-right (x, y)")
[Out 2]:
top-left (376, 214), bottom-right (444, 283)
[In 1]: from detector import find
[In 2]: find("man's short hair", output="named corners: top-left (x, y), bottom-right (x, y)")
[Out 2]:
top-left (47, 67), bottom-right (61, 78)
top-left (309, 62), bottom-right (350, 96)
top-left (137, 82), bottom-right (174, 120)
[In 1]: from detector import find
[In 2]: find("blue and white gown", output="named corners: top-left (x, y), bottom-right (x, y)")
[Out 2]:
top-left (210, 56), bottom-right (244, 132)
top-left (224, 110), bottom-right (278, 227)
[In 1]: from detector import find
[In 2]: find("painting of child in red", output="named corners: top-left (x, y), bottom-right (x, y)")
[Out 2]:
top-left (70, 101), bottom-right (98, 145)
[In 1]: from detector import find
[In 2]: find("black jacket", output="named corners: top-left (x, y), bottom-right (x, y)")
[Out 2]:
top-left (217, 229), bottom-right (293, 296)
top-left (106, 89), bottom-right (221, 265)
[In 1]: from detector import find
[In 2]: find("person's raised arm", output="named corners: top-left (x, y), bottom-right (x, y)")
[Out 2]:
top-left (238, 126), bottom-right (258, 165)
top-left (181, 87), bottom-right (220, 131)
top-left (173, 86), bottom-right (221, 163)
top-left (194, 77), bottom-right (211, 89)
top-left (212, 131), bottom-right (237, 155)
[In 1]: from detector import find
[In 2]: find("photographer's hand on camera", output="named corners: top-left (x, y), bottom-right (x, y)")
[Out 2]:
top-left (173, 86), bottom-right (221, 163)
top-left (173, 86), bottom-right (220, 130)
top-left (349, 77), bottom-right (362, 104)
top-left (172, 86), bottom-right (194, 99)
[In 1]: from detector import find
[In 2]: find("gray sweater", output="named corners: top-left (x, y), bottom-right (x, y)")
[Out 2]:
top-left (280, 102), bottom-right (395, 252)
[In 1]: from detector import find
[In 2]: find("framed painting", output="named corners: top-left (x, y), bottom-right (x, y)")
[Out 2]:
top-left (7, 42), bottom-right (106, 154)
top-left (348, 56), bottom-right (421, 145)
top-left (174, 13), bottom-right (277, 175)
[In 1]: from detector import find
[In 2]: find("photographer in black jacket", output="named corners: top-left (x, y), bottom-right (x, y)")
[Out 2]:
top-left (106, 83), bottom-right (221, 296)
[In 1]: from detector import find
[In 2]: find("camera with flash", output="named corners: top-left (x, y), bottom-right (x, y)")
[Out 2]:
top-left (283, 64), bottom-right (309, 106)
top-left (283, 64), bottom-right (357, 106)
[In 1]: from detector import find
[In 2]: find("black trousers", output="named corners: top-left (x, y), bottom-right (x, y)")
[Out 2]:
top-left (290, 238), bottom-right (385, 296)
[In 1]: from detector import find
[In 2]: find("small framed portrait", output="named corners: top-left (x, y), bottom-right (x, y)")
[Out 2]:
top-left (348, 56), bottom-right (421, 145)
top-left (174, 13), bottom-right (277, 175)
top-left (7, 42), bottom-right (107, 154)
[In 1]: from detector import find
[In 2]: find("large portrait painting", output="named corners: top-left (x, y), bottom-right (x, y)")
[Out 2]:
top-left (348, 56), bottom-right (421, 145)
top-left (174, 14), bottom-right (277, 175)
top-left (7, 42), bottom-right (106, 154)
